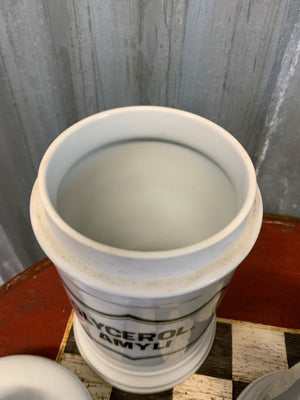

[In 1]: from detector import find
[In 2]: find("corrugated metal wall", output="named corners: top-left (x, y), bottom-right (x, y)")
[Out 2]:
top-left (0, 0), bottom-right (299, 283)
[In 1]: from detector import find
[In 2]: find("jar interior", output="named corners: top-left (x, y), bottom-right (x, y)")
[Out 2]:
top-left (55, 139), bottom-right (239, 251)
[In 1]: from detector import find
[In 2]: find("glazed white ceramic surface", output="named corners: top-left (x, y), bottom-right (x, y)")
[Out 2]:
top-left (56, 140), bottom-right (238, 251)
top-left (0, 355), bottom-right (92, 399)
top-left (30, 106), bottom-right (263, 393)
top-left (237, 370), bottom-right (285, 400)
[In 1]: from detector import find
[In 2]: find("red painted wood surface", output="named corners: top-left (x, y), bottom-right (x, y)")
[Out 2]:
top-left (218, 214), bottom-right (300, 329)
top-left (0, 214), bottom-right (299, 360)
top-left (0, 259), bottom-right (72, 359)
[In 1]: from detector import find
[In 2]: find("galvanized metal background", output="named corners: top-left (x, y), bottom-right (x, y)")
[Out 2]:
top-left (0, 0), bottom-right (299, 283)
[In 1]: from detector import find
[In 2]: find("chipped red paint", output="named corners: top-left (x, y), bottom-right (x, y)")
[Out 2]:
top-left (0, 214), bottom-right (299, 359)
top-left (0, 259), bottom-right (72, 359)
top-left (218, 214), bottom-right (300, 329)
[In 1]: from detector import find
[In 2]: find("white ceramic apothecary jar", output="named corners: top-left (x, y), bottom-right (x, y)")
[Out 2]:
top-left (30, 106), bottom-right (262, 393)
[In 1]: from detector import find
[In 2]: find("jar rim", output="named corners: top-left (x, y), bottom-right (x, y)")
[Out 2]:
top-left (38, 106), bottom-right (257, 260)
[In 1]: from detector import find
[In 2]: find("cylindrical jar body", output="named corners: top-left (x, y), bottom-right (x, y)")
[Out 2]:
top-left (30, 106), bottom-right (262, 393)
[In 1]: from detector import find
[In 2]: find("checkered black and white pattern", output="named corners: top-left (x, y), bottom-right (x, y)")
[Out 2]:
top-left (59, 318), bottom-right (300, 400)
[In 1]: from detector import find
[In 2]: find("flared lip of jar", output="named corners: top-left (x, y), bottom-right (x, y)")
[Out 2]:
top-left (37, 106), bottom-right (258, 261)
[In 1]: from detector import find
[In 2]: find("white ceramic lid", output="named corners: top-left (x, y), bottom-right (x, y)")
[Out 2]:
top-left (0, 355), bottom-right (92, 400)
top-left (237, 370), bottom-right (285, 400)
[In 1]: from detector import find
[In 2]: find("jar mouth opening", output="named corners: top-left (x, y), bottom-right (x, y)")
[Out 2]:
top-left (38, 106), bottom-right (257, 259)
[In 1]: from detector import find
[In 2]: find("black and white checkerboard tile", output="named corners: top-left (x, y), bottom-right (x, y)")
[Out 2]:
top-left (59, 318), bottom-right (300, 400)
